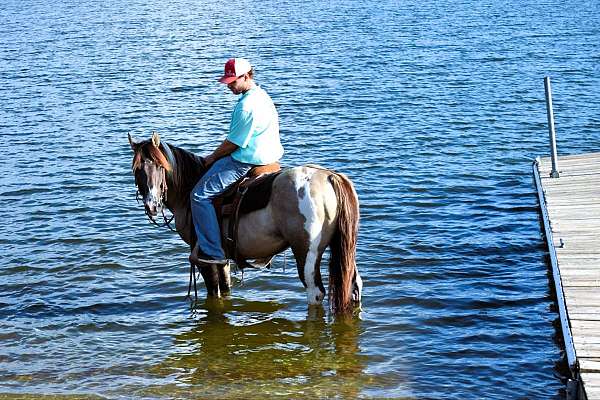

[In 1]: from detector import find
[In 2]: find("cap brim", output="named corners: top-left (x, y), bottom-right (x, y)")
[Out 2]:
top-left (219, 76), bottom-right (237, 84)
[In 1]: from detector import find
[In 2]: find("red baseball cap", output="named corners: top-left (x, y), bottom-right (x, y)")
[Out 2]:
top-left (219, 58), bottom-right (252, 84)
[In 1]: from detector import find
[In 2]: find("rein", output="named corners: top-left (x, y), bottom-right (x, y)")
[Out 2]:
top-left (133, 142), bottom-right (208, 304)
top-left (148, 206), bottom-right (177, 232)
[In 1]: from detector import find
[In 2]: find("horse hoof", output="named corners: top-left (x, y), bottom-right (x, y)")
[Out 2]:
top-left (307, 288), bottom-right (325, 305)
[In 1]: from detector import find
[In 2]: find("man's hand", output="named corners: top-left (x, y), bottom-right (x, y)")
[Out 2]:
top-left (205, 139), bottom-right (239, 166)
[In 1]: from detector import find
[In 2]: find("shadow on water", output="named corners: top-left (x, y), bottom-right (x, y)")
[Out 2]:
top-left (140, 298), bottom-right (373, 399)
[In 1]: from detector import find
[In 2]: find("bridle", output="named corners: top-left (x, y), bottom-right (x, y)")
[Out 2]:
top-left (131, 137), bottom-right (205, 304)
top-left (135, 160), bottom-right (177, 232)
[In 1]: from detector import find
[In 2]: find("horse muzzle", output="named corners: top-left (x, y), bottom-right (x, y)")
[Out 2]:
top-left (144, 193), bottom-right (163, 217)
top-left (144, 202), bottom-right (159, 216)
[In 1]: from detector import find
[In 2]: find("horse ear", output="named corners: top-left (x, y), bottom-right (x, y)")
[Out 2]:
top-left (128, 132), bottom-right (140, 150)
top-left (151, 131), bottom-right (161, 148)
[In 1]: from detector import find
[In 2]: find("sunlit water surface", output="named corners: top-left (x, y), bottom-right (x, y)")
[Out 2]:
top-left (1, 0), bottom-right (599, 399)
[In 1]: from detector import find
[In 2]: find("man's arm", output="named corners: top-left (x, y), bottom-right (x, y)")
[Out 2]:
top-left (205, 139), bottom-right (238, 166)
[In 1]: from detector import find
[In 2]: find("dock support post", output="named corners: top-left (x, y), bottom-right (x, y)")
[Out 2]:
top-left (566, 378), bottom-right (579, 400)
top-left (544, 77), bottom-right (560, 178)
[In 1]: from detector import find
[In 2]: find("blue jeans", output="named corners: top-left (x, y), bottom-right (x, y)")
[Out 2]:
top-left (190, 156), bottom-right (253, 258)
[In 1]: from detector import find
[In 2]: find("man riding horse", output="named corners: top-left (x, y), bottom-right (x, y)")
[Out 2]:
top-left (130, 59), bottom-right (362, 313)
top-left (190, 58), bottom-right (283, 266)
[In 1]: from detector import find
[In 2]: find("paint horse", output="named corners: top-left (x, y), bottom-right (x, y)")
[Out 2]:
top-left (129, 132), bottom-right (362, 313)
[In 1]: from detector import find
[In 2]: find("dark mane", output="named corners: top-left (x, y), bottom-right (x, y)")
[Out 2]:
top-left (165, 143), bottom-right (207, 197)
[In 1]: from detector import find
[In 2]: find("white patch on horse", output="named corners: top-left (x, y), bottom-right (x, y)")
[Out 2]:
top-left (353, 271), bottom-right (363, 302)
top-left (149, 186), bottom-right (162, 209)
top-left (294, 169), bottom-right (324, 305)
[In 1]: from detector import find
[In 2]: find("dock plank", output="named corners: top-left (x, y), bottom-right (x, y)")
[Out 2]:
top-left (578, 360), bottom-right (600, 369)
top-left (535, 153), bottom-right (600, 399)
top-left (570, 315), bottom-right (600, 322)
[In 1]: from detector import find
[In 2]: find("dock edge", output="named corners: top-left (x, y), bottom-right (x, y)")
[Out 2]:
top-left (532, 157), bottom-right (583, 399)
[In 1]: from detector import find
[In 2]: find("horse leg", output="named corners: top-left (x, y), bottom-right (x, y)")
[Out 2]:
top-left (199, 264), bottom-right (220, 297)
top-left (292, 240), bottom-right (326, 307)
top-left (309, 251), bottom-right (326, 305)
top-left (217, 263), bottom-right (231, 295)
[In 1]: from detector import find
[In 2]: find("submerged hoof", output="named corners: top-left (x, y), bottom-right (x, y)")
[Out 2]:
top-left (307, 287), bottom-right (325, 305)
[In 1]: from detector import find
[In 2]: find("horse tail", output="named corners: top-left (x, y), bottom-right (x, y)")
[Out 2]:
top-left (328, 172), bottom-right (360, 314)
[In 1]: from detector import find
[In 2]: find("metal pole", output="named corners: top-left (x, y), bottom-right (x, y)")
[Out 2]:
top-left (544, 77), bottom-right (560, 178)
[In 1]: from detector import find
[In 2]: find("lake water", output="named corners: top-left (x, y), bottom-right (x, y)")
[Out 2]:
top-left (1, 0), bottom-right (599, 398)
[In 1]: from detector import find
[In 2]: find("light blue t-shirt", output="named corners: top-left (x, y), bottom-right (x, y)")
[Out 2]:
top-left (227, 85), bottom-right (284, 165)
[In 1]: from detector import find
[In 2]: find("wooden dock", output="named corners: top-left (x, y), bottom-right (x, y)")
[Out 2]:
top-left (534, 152), bottom-right (600, 400)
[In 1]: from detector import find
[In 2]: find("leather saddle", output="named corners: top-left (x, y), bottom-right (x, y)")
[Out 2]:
top-left (211, 162), bottom-right (282, 267)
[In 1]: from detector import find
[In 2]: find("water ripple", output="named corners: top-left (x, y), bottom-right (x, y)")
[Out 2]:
top-left (2, 0), bottom-right (597, 398)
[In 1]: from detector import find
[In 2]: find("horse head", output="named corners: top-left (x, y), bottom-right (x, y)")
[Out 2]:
top-left (129, 132), bottom-right (173, 217)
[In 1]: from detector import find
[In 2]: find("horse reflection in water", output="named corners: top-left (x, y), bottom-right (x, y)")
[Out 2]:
top-left (147, 299), bottom-right (366, 398)
top-left (129, 132), bottom-right (362, 314)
